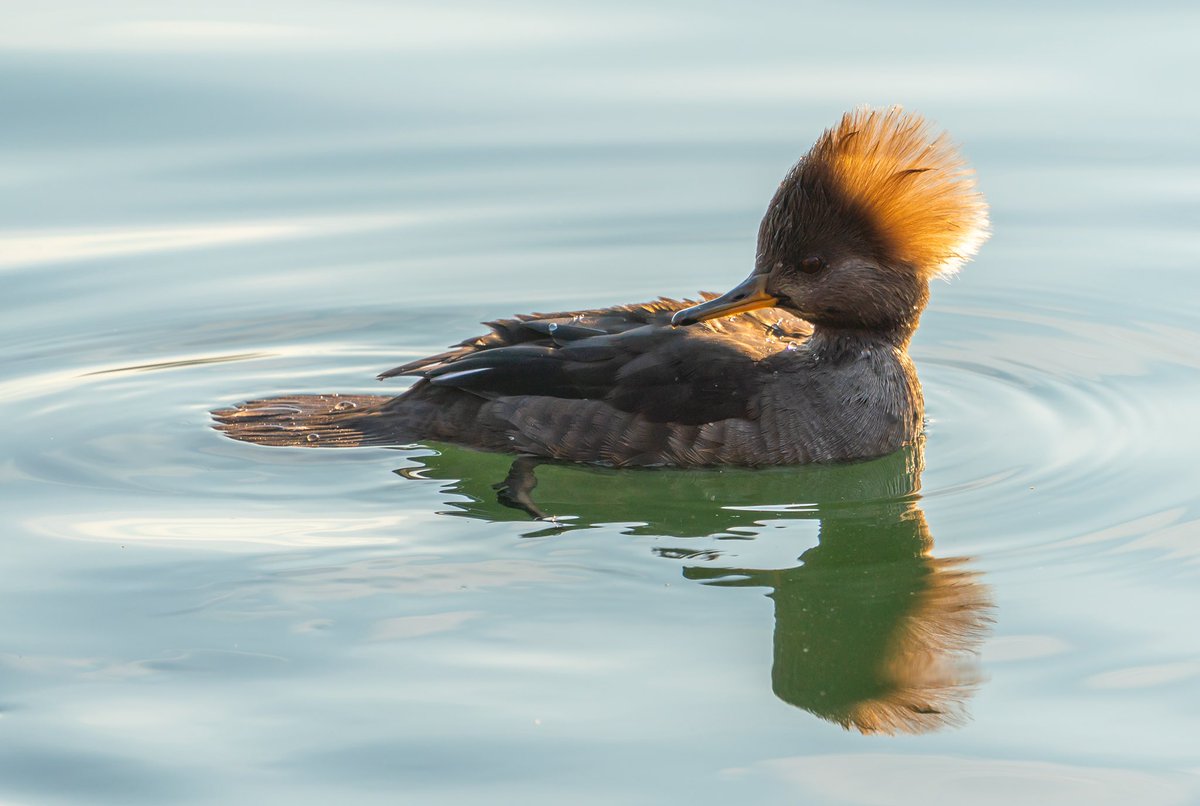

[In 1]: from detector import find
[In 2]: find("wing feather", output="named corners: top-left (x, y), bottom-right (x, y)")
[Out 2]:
top-left (378, 296), bottom-right (811, 426)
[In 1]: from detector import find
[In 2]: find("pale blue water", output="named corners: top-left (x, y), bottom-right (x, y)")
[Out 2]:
top-left (3, 3), bottom-right (1200, 804)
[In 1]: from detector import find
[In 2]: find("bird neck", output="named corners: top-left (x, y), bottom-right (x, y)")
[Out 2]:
top-left (807, 319), bottom-right (917, 361)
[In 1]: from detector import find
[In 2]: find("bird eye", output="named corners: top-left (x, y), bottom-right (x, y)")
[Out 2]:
top-left (799, 256), bottom-right (826, 274)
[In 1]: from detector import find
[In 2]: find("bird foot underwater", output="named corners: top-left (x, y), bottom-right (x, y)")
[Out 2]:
top-left (491, 454), bottom-right (562, 521)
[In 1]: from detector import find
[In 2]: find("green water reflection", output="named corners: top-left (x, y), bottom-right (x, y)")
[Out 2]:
top-left (394, 443), bottom-right (992, 733)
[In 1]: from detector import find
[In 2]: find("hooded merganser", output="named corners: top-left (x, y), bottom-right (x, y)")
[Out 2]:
top-left (215, 107), bottom-right (989, 466)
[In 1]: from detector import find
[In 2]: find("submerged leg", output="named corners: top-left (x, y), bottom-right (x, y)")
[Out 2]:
top-left (493, 455), bottom-right (548, 519)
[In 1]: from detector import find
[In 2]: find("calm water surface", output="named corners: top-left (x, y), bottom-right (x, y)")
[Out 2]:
top-left (3, 3), bottom-right (1200, 804)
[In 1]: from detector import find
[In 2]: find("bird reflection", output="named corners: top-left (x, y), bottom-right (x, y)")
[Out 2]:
top-left (392, 439), bottom-right (992, 734)
top-left (685, 501), bottom-right (988, 734)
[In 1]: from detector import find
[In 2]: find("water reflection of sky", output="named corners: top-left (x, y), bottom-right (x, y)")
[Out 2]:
top-left (2, 1), bottom-right (1200, 804)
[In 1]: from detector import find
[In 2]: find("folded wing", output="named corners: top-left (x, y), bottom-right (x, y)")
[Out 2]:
top-left (379, 297), bottom-right (811, 425)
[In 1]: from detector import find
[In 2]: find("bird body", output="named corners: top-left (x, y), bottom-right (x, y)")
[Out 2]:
top-left (215, 108), bottom-right (987, 467)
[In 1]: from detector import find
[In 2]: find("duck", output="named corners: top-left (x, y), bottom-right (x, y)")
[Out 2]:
top-left (214, 107), bottom-right (989, 467)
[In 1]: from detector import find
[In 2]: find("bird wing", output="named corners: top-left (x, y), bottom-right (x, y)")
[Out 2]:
top-left (378, 296), bottom-right (811, 426)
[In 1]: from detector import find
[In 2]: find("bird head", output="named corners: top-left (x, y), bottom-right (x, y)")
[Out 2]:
top-left (674, 108), bottom-right (989, 334)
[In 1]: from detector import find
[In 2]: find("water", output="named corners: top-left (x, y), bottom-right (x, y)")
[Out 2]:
top-left (3, 3), bottom-right (1200, 803)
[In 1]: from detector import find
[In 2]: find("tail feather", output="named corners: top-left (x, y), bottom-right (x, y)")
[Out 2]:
top-left (212, 394), bottom-right (395, 448)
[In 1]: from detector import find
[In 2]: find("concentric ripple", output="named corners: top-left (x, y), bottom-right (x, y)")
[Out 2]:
top-left (916, 288), bottom-right (1200, 566)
